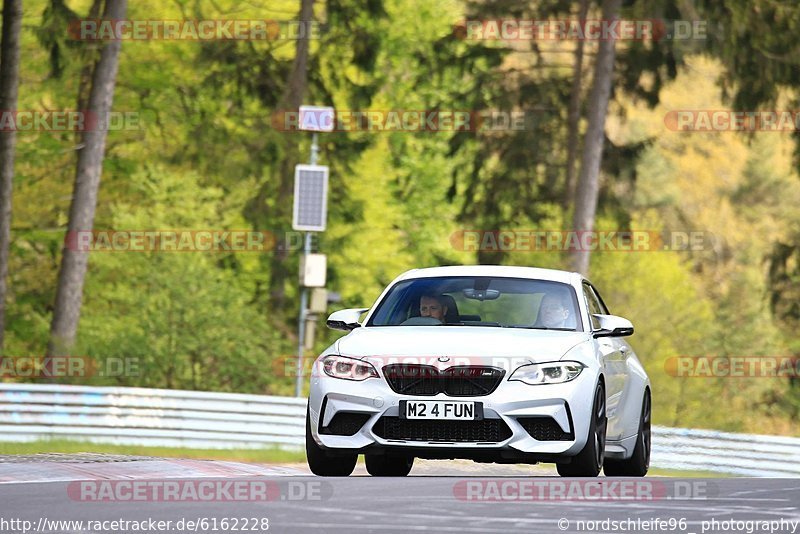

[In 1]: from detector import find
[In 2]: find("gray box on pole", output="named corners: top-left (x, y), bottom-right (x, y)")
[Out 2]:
top-left (308, 288), bottom-right (328, 313)
top-left (300, 253), bottom-right (327, 287)
top-left (304, 319), bottom-right (317, 351)
top-left (292, 164), bottom-right (329, 232)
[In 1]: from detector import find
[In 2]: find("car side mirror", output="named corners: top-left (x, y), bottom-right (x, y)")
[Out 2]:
top-left (326, 308), bottom-right (369, 331)
top-left (592, 314), bottom-right (634, 338)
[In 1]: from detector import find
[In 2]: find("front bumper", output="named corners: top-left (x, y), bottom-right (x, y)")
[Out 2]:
top-left (308, 363), bottom-right (597, 462)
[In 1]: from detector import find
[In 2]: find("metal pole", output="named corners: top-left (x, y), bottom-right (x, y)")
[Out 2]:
top-left (295, 232), bottom-right (312, 397)
top-left (295, 133), bottom-right (319, 397)
top-left (310, 132), bottom-right (319, 165)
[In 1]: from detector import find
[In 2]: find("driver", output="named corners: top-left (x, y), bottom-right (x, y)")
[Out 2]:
top-left (537, 292), bottom-right (572, 328)
top-left (419, 294), bottom-right (449, 322)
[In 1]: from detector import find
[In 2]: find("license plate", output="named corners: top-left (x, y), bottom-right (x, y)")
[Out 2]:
top-left (400, 400), bottom-right (482, 420)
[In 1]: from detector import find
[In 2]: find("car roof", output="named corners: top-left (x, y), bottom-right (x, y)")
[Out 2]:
top-left (393, 265), bottom-right (582, 286)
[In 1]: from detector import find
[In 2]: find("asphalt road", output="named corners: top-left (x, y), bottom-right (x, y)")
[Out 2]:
top-left (0, 457), bottom-right (798, 534)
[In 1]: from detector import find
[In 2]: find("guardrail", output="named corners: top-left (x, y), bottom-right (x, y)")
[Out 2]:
top-left (0, 383), bottom-right (306, 450)
top-left (2, 383), bottom-right (798, 476)
top-left (650, 426), bottom-right (800, 477)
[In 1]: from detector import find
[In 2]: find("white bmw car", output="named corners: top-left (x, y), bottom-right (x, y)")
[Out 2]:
top-left (306, 265), bottom-right (651, 477)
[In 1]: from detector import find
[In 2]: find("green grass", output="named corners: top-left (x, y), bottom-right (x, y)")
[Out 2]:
top-left (0, 440), bottom-right (307, 464)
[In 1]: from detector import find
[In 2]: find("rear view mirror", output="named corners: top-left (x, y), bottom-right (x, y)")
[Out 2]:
top-left (592, 314), bottom-right (634, 338)
top-left (326, 308), bottom-right (369, 331)
top-left (463, 288), bottom-right (500, 301)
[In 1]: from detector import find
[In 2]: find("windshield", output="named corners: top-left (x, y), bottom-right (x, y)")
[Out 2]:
top-left (366, 276), bottom-right (582, 331)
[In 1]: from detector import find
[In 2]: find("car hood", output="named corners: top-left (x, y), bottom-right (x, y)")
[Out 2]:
top-left (335, 326), bottom-right (589, 366)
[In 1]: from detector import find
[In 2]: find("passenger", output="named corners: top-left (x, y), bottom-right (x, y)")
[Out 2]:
top-left (537, 292), bottom-right (573, 328)
top-left (419, 294), bottom-right (449, 322)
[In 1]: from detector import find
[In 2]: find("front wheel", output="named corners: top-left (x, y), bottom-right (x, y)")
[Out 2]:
top-left (604, 390), bottom-right (651, 477)
top-left (557, 382), bottom-right (607, 477)
top-left (365, 454), bottom-right (414, 476)
top-left (305, 405), bottom-right (358, 477)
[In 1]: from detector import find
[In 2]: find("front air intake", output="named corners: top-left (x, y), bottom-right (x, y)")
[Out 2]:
top-left (382, 364), bottom-right (505, 397)
top-left (373, 416), bottom-right (512, 442)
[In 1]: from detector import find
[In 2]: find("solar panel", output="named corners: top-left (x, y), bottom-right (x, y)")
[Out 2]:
top-left (292, 164), bottom-right (329, 231)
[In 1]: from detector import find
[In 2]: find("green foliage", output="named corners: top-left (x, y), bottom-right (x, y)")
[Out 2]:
top-left (75, 169), bottom-right (295, 394)
top-left (697, 0), bottom-right (800, 112)
top-left (3, 0), bottom-right (799, 437)
top-left (613, 56), bottom-right (800, 433)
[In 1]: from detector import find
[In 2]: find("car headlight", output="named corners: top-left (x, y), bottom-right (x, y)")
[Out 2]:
top-left (321, 355), bottom-right (378, 381)
top-left (508, 361), bottom-right (584, 385)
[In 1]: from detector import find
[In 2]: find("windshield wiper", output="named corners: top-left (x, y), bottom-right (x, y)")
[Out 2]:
top-left (505, 325), bottom-right (576, 331)
top-left (442, 322), bottom-right (502, 327)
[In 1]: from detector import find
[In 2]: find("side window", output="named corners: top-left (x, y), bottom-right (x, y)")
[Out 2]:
top-left (588, 284), bottom-right (610, 315)
top-left (582, 283), bottom-right (604, 329)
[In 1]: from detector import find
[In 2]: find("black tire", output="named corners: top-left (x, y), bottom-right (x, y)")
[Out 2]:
top-left (305, 406), bottom-right (358, 477)
top-left (604, 390), bottom-right (651, 477)
top-left (365, 454), bottom-right (414, 477)
top-left (557, 382), bottom-right (607, 477)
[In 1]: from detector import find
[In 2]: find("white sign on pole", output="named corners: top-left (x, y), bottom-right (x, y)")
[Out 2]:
top-left (292, 164), bottom-right (329, 232)
top-left (298, 105), bottom-right (335, 132)
top-left (300, 253), bottom-right (327, 287)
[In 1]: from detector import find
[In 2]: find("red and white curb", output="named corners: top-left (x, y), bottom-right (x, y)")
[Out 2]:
top-left (0, 455), bottom-right (306, 484)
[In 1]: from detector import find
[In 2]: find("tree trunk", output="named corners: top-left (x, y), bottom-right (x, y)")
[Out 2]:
top-left (47, 0), bottom-right (127, 357)
top-left (570, 0), bottom-right (621, 276)
top-left (76, 0), bottom-right (104, 118)
top-left (267, 0), bottom-right (314, 312)
top-left (563, 0), bottom-right (590, 209)
top-left (278, 0), bottom-right (313, 113)
top-left (0, 0), bottom-right (23, 354)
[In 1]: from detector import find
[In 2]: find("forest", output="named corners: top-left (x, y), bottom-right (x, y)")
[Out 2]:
top-left (0, 0), bottom-right (799, 435)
